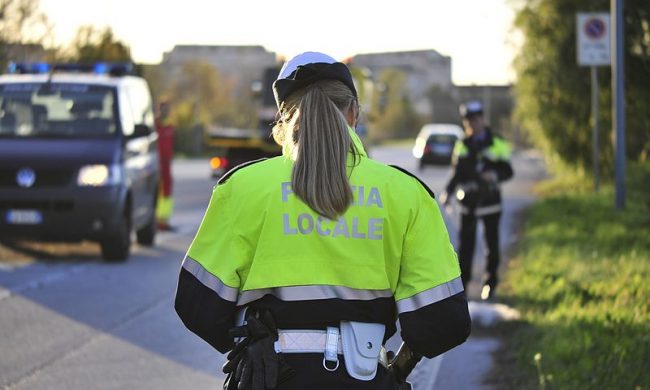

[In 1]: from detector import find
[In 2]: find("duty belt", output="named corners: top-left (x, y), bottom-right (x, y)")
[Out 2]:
top-left (275, 329), bottom-right (344, 354)
top-left (275, 327), bottom-right (344, 371)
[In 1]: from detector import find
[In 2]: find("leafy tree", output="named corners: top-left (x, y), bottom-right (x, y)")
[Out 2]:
top-left (370, 68), bottom-right (424, 140)
top-left (513, 0), bottom-right (650, 174)
top-left (166, 61), bottom-right (254, 130)
top-left (139, 63), bottom-right (166, 102)
top-left (66, 25), bottom-right (132, 63)
top-left (349, 65), bottom-right (374, 109)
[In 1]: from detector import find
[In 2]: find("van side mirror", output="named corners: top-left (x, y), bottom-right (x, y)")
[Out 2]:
top-left (131, 124), bottom-right (151, 138)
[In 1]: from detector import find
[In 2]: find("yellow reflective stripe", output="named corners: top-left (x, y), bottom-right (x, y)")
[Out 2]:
top-left (182, 256), bottom-right (239, 302)
top-left (453, 141), bottom-right (468, 157)
top-left (490, 138), bottom-right (512, 160)
top-left (156, 195), bottom-right (174, 220)
top-left (237, 285), bottom-right (393, 306)
top-left (395, 277), bottom-right (464, 314)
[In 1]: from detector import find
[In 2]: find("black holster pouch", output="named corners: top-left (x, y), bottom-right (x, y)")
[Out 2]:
top-left (222, 309), bottom-right (295, 390)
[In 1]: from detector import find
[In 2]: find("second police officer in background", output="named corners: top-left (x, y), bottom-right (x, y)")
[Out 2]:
top-left (174, 52), bottom-right (470, 389)
top-left (441, 101), bottom-right (514, 300)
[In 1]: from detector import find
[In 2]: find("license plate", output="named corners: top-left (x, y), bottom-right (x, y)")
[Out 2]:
top-left (6, 209), bottom-right (43, 225)
top-left (432, 144), bottom-right (451, 154)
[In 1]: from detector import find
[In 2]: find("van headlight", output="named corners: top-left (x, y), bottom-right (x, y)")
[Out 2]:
top-left (77, 164), bottom-right (122, 186)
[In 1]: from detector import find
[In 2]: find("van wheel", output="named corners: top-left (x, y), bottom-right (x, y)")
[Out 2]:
top-left (101, 213), bottom-right (131, 262)
top-left (136, 211), bottom-right (156, 246)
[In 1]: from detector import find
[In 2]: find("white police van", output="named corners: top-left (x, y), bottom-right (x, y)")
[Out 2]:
top-left (0, 63), bottom-right (160, 261)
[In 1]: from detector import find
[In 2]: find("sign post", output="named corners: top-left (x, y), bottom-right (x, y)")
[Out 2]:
top-left (611, 0), bottom-right (626, 210)
top-left (577, 12), bottom-right (610, 193)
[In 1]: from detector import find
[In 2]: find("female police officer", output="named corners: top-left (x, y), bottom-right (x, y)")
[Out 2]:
top-left (175, 52), bottom-right (470, 389)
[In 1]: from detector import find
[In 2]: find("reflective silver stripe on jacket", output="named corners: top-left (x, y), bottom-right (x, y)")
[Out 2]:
top-left (475, 204), bottom-right (502, 216)
top-left (457, 182), bottom-right (480, 192)
top-left (238, 285), bottom-right (393, 306)
top-left (182, 256), bottom-right (239, 302)
top-left (395, 277), bottom-right (464, 314)
top-left (460, 204), bottom-right (502, 216)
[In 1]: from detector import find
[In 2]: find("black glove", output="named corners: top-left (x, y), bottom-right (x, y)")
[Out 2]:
top-left (387, 343), bottom-right (422, 386)
top-left (222, 310), bottom-right (294, 390)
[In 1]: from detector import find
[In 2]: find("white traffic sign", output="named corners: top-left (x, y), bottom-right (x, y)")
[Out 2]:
top-left (577, 12), bottom-right (611, 66)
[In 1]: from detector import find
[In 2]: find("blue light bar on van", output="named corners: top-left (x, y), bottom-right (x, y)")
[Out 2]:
top-left (6, 62), bottom-right (135, 76)
top-left (94, 62), bottom-right (109, 74)
top-left (7, 62), bottom-right (51, 74)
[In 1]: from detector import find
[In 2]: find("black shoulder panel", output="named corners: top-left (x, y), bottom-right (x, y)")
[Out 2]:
top-left (217, 158), bottom-right (268, 185)
top-left (389, 165), bottom-right (436, 199)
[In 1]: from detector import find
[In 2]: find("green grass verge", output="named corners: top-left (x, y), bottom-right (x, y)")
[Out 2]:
top-left (500, 162), bottom-right (650, 389)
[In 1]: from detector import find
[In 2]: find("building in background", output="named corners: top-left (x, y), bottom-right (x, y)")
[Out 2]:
top-left (161, 45), bottom-right (278, 97)
top-left (156, 46), bottom-right (515, 144)
top-left (352, 50), bottom-right (453, 117)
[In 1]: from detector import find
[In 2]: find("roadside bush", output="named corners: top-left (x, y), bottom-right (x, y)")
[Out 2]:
top-left (502, 162), bottom-right (650, 389)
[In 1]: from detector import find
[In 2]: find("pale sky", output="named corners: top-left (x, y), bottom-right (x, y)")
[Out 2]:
top-left (39, 0), bottom-right (521, 85)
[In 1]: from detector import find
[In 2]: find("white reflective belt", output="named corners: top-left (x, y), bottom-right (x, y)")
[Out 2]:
top-left (475, 204), bottom-right (502, 216)
top-left (458, 182), bottom-right (479, 192)
top-left (324, 327), bottom-right (340, 371)
top-left (274, 329), bottom-right (344, 355)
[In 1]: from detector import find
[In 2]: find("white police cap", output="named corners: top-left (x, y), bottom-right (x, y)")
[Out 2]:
top-left (459, 100), bottom-right (483, 118)
top-left (273, 51), bottom-right (357, 109)
top-left (277, 52), bottom-right (337, 80)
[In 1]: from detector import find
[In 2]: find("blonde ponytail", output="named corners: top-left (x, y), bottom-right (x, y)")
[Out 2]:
top-left (272, 80), bottom-right (358, 219)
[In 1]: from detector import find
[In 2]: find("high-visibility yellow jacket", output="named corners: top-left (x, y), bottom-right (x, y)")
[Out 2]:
top-left (175, 129), bottom-right (470, 358)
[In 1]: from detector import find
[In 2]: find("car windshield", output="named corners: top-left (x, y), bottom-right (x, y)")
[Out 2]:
top-left (427, 134), bottom-right (457, 144)
top-left (0, 83), bottom-right (118, 138)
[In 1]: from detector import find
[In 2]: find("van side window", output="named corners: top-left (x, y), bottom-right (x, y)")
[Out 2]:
top-left (128, 83), bottom-right (155, 129)
top-left (119, 88), bottom-right (135, 136)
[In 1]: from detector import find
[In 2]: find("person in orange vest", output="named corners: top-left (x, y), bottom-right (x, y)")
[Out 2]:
top-left (155, 99), bottom-right (174, 231)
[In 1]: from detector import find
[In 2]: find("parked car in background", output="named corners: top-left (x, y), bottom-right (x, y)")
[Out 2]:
top-left (0, 62), bottom-right (160, 262)
top-left (412, 123), bottom-right (465, 168)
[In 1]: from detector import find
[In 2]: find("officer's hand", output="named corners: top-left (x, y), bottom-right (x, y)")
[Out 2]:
top-left (222, 310), bottom-right (294, 390)
top-left (239, 334), bottom-right (279, 390)
top-left (480, 170), bottom-right (498, 183)
top-left (387, 357), bottom-right (410, 386)
top-left (386, 343), bottom-right (422, 385)
top-left (439, 191), bottom-right (450, 207)
top-left (222, 337), bottom-right (251, 390)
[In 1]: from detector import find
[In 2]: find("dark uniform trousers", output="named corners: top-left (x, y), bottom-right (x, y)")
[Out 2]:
top-left (458, 211), bottom-right (501, 289)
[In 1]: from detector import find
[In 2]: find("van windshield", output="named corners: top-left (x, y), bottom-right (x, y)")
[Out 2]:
top-left (0, 83), bottom-right (118, 138)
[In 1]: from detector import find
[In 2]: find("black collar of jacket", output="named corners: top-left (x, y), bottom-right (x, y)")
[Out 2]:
top-left (463, 126), bottom-right (494, 152)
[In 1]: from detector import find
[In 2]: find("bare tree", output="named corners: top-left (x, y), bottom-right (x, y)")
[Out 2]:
top-left (0, 0), bottom-right (52, 68)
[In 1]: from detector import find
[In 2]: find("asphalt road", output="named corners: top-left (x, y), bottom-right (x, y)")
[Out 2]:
top-left (0, 144), bottom-right (544, 390)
